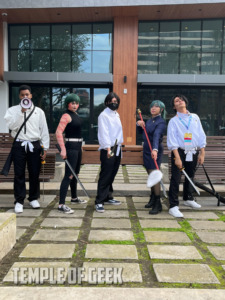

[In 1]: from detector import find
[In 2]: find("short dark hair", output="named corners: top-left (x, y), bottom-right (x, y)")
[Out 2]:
top-left (19, 85), bottom-right (32, 93)
top-left (171, 94), bottom-right (189, 112)
top-left (104, 92), bottom-right (120, 107)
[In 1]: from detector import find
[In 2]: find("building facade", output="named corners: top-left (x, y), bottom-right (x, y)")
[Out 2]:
top-left (0, 0), bottom-right (225, 144)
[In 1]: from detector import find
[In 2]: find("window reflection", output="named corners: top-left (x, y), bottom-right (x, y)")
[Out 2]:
top-left (138, 19), bottom-right (225, 75)
top-left (9, 23), bottom-right (113, 73)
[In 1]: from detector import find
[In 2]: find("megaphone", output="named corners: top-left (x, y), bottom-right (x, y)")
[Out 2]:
top-left (20, 97), bottom-right (32, 109)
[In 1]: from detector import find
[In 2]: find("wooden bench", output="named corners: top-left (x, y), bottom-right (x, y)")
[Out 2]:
top-left (0, 133), bottom-right (58, 182)
top-left (81, 144), bottom-right (144, 165)
top-left (167, 136), bottom-right (225, 184)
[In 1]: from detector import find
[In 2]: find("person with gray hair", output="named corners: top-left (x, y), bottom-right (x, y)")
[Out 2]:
top-left (137, 100), bottom-right (166, 214)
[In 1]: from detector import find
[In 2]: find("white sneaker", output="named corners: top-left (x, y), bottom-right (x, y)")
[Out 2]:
top-left (15, 202), bottom-right (23, 214)
top-left (169, 206), bottom-right (184, 218)
top-left (184, 200), bottom-right (201, 209)
top-left (29, 200), bottom-right (40, 209)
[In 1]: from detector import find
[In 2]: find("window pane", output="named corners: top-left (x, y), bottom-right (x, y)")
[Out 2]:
top-left (31, 25), bottom-right (50, 49)
top-left (202, 20), bottom-right (222, 52)
top-left (159, 22), bottom-right (180, 52)
top-left (138, 22), bottom-right (159, 52)
top-left (180, 53), bottom-right (200, 74)
top-left (52, 25), bottom-right (71, 50)
top-left (201, 53), bottom-right (221, 74)
top-left (93, 23), bottom-right (112, 50)
top-left (138, 52), bottom-right (158, 74)
top-left (52, 51), bottom-right (71, 72)
top-left (31, 51), bottom-right (50, 72)
top-left (181, 21), bottom-right (201, 52)
top-left (72, 24), bottom-right (92, 50)
top-left (10, 50), bottom-right (30, 71)
top-left (72, 51), bottom-right (91, 73)
top-left (93, 51), bottom-right (112, 73)
top-left (9, 26), bottom-right (29, 49)
top-left (159, 53), bottom-right (178, 74)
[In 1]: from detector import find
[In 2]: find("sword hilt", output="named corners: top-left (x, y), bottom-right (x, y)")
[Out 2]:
top-left (41, 145), bottom-right (46, 164)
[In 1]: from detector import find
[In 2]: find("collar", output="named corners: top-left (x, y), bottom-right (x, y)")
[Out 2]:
top-left (105, 107), bottom-right (117, 115)
top-left (177, 110), bottom-right (191, 118)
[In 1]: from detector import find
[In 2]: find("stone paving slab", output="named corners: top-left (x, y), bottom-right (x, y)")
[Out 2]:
top-left (93, 210), bottom-right (129, 218)
top-left (3, 261), bottom-right (71, 282)
top-left (189, 221), bottom-right (225, 230)
top-left (207, 246), bottom-right (225, 260)
top-left (40, 218), bottom-right (82, 228)
top-left (0, 195), bottom-right (55, 208)
top-left (147, 245), bottom-right (202, 259)
top-left (133, 203), bottom-right (148, 209)
top-left (7, 208), bottom-right (43, 217)
top-left (103, 203), bottom-right (128, 209)
top-left (91, 219), bottom-right (131, 229)
top-left (16, 228), bottom-right (27, 240)
top-left (144, 231), bottom-right (191, 243)
top-left (132, 196), bottom-right (167, 203)
top-left (48, 209), bottom-right (85, 218)
top-left (85, 244), bottom-right (138, 259)
top-left (137, 211), bottom-right (173, 219)
top-left (153, 264), bottom-right (220, 284)
top-left (19, 244), bottom-right (76, 258)
top-left (140, 219), bottom-right (181, 228)
top-left (82, 262), bottom-right (142, 282)
top-left (88, 230), bottom-right (134, 241)
top-left (180, 198), bottom-right (225, 211)
top-left (31, 229), bottom-right (80, 241)
top-left (16, 217), bottom-right (36, 227)
top-left (196, 231), bottom-right (225, 243)
top-left (182, 211), bottom-right (219, 219)
top-left (1, 287), bottom-right (225, 300)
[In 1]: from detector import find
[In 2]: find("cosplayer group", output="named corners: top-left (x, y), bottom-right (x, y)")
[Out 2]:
top-left (4, 85), bottom-right (206, 218)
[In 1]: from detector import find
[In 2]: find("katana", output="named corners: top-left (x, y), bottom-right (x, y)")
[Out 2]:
top-left (109, 139), bottom-right (117, 157)
top-left (180, 167), bottom-right (200, 196)
top-left (56, 144), bottom-right (90, 198)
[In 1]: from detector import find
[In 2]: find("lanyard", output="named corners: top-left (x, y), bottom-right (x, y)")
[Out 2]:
top-left (178, 115), bottom-right (192, 130)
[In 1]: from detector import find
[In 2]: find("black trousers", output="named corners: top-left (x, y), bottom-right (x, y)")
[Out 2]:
top-left (169, 148), bottom-right (198, 208)
top-left (59, 145), bottom-right (82, 205)
top-left (95, 149), bottom-right (121, 205)
top-left (12, 141), bottom-right (42, 205)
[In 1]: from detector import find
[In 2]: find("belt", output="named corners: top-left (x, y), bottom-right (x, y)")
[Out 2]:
top-left (65, 138), bottom-right (83, 142)
top-left (16, 139), bottom-right (38, 152)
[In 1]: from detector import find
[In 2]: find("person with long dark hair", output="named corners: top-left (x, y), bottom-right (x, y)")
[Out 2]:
top-left (137, 100), bottom-right (166, 214)
top-left (167, 94), bottom-right (206, 218)
top-left (95, 92), bottom-right (124, 213)
top-left (56, 93), bottom-right (86, 214)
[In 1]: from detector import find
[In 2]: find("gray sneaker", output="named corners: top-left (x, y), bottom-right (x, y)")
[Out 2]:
top-left (71, 197), bottom-right (87, 204)
top-left (104, 199), bottom-right (121, 205)
top-left (58, 205), bottom-right (74, 214)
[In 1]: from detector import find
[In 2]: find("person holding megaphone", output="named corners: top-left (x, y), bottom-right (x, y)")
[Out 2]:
top-left (4, 85), bottom-right (49, 214)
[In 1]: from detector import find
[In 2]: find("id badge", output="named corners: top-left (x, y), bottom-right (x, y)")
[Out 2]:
top-left (184, 133), bottom-right (192, 148)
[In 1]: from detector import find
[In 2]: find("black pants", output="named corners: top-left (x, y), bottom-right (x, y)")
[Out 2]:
top-left (59, 145), bottom-right (82, 205)
top-left (169, 148), bottom-right (198, 208)
top-left (95, 149), bottom-right (121, 205)
top-left (12, 141), bottom-right (42, 205)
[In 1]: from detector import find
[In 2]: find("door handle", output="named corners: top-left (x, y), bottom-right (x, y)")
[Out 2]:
top-left (91, 124), bottom-right (98, 129)
top-left (219, 126), bottom-right (225, 130)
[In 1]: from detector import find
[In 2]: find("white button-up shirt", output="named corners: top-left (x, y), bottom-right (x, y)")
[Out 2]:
top-left (98, 107), bottom-right (123, 155)
top-left (4, 104), bottom-right (49, 150)
top-left (167, 111), bottom-right (206, 151)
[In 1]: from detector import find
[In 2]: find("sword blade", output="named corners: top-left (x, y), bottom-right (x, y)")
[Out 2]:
top-left (160, 180), bottom-right (168, 198)
top-left (181, 169), bottom-right (200, 195)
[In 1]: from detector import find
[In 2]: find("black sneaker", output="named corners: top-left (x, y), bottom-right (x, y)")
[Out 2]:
top-left (104, 199), bottom-right (121, 205)
top-left (58, 205), bottom-right (74, 214)
top-left (95, 204), bottom-right (105, 213)
top-left (71, 197), bottom-right (87, 204)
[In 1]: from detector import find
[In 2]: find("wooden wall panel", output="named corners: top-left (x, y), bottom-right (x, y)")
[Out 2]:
top-left (113, 16), bottom-right (138, 145)
top-left (0, 22), bottom-right (3, 81)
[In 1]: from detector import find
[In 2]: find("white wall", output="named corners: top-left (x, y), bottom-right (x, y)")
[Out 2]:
top-left (0, 81), bottom-right (9, 132)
